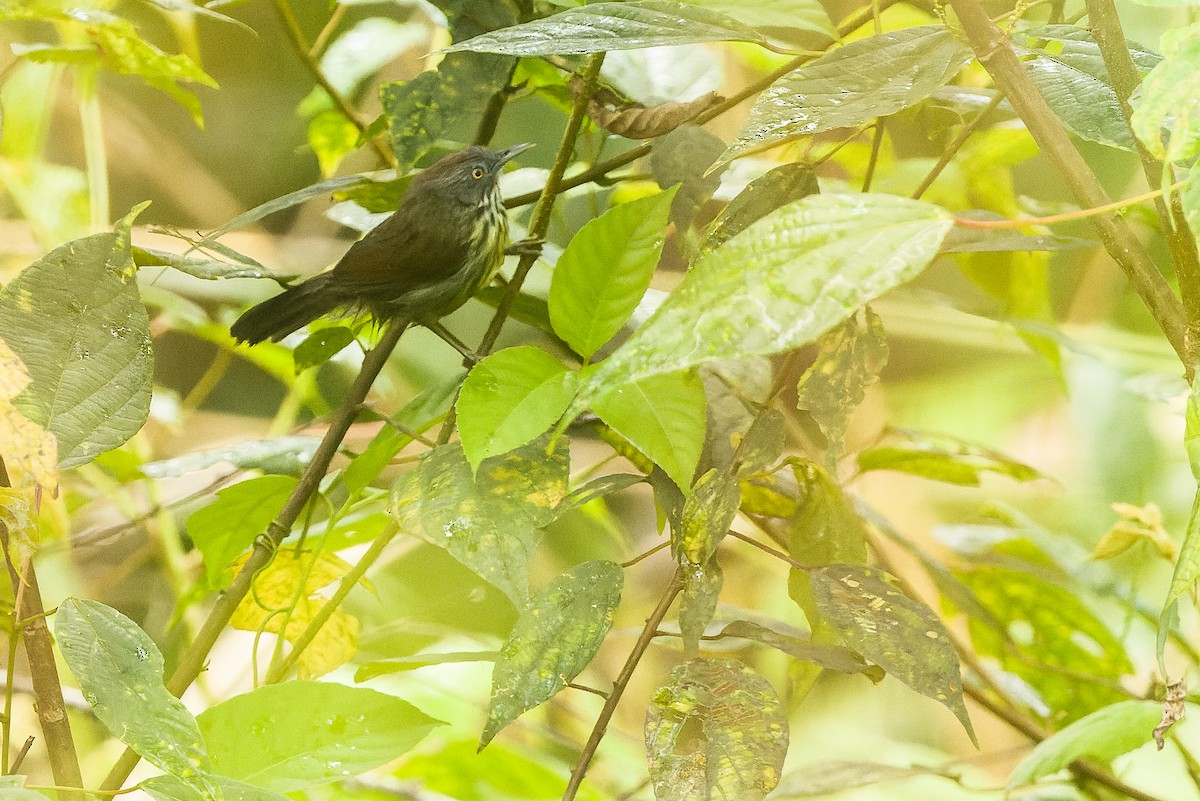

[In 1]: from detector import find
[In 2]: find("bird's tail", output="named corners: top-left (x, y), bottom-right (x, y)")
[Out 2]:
top-left (230, 274), bottom-right (341, 345)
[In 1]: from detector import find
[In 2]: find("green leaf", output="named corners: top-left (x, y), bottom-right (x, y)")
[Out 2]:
top-left (82, 14), bottom-right (218, 125)
top-left (445, 1), bottom-right (765, 55)
top-left (961, 565), bottom-right (1133, 722)
top-left (56, 599), bottom-right (214, 791)
top-left (1131, 26), bottom-right (1200, 162)
top-left (785, 461), bottom-right (868, 567)
top-left (709, 620), bottom-right (878, 677)
top-left (721, 26), bottom-right (972, 164)
top-left (141, 775), bottom-right (289, 801)
top-left (142, 436), bottom-right (321, 478)
top-left (390, 436), bottom-right (569, 603)
top-left (133, 246), bottom-right (274, 280)
top-left (1015, 25), bottom-right (1160, 151)
top-left (293, 326), bottom-right (356, 372)
top-left (207, 173), bottom-right (384, 239)
top-left (938, 226), bottom-right (1096, 254)
top-left (356, 651), bottom-right (498, 680)
top-left (548, 188), bottom-right (677, 359)
top-left (676, 468), bottom-right (741, 566)
top-left (307, 110), bottom-right (361, 177)
top-left (646, 658), bottom-right (788, 801)
top-left (457, 347), bottom-right (578, 472)
top-left (731, 409), bottom-right (786, 477)
top-left (301, 18), bottom-right (426, 113)
top-left (676, 0), bottom-right (833, 38)
top-left (590, 369), bottom-right (707, 490)
top-left (810, 564), bottom-right (977, 745)
top-left (0, 224), bottom-right (152, 468)
top-left (558, 472), bottom-right (646, 512)
top-left (480, 560), bottom-right (623, 747)
top-left (1007, 701), bottom-right (1161, 789)
top-left (857, 441), bottom-right (1041, 486)
top-left (382, 1), bottom-right (516, 170)
top-left (703, 163), bottom-right (819, 251)
top-left (395, 739), bottom-right (598, 801)
top-left (581, 194), bottom-right (952, 392)
top-left (186, 475), bottom-right (299, 587)
top-left (679, 559), bottom-right (723, 655)
top-left (796, 308), bottom-right (888, 467)
top-left (197, 681), bottom-right (442, 791)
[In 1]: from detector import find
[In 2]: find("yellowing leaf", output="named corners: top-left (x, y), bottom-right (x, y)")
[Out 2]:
top-left (230, 550), bottom-right (361, 679)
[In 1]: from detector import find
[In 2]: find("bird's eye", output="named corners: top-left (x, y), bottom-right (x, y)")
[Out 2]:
top-left (471, 166), bottom-right (485, 179)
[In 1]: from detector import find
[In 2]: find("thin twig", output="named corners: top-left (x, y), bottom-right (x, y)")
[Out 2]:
top-left (911, 92), bottom-right (1006, 200)
top-left (562, 568), bottom-right (683, 801)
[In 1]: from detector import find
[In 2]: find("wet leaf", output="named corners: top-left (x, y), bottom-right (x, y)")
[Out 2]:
top-left (810, 564), bottom-right (976, 744)
top-left (646, 658), bottom-right (788, 801)
top-left (390, 436), bottom-right (569, 603)
top-left (481, 561), bottom-right (623, 747)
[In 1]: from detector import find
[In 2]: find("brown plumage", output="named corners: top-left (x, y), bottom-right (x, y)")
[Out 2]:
top-left (231, 143), bottom-right (533, 345)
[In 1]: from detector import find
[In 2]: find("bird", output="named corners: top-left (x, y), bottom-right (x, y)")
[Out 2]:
top-left (230, 142), bottom-right (535, 346)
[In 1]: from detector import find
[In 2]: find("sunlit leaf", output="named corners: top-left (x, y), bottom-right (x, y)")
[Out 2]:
top-left (445, 1), bottom-right (765, 55)
top-left (198, 682), bottom-right (442, 791)
top-left (548, 188), bottom-right (677, 359)
top-left (676, 468), bottom-right (740, 566)
top-left (677, 0), bottom-right (832, 38)
top-left (1007, 701), bottom-right (1160, 789)
top-left (0, 209), bottom-right (152, 468)
top-left (580, 194), bottom-right (952, 393)
top-left (390, 436), bottom-right (569, 603)
top-left (57, 599), bottom-right (215, 796)
top-left (646, 658), bottom-right (788, 801)
top-left (230, 550), bottom-right (361, 679)
top-left (481, 561), bottom-right (623, 747)
top-left (457, 347), bottom-right (577, 472)
top-left (721, 26), bottom-right (972, 164)
top-left (810, 564), bottom-right (977, 744)
top-left (293, 326), bottom-right (356, 372)
top-left (0, 340), bottom-right (57, 492)
top-left (141, 774), bottom-right (290, 801)
top-left (857, 440), bottom-right (1041, 486)
top-left (591, 369), bottom-right (707, 490)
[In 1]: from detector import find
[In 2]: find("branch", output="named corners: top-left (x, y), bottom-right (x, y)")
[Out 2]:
top-left (561, 568), bottom-right (683, 801)
top-left (100, 321), bottom-right (409, 792)
top-left (271, 0), bottom-right (397, 169)
top-left (947, 0), bottom-right (1190, 372)
top-left (1084, 0), bottom-right (1200, 352)
top-left (0, 463), bottom-right (84, 800)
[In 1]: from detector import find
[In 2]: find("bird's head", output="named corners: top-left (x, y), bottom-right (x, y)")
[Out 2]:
top-left (416, 142), bottom-right (535, 207)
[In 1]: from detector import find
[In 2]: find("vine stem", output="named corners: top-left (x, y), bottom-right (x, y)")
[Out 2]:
top-left (561, 568), bottom-right (683, 801)
top-left (956, 181), bottom-right (1187, 229)
top-left (271, 0), bottom-right (397, 168)
top-left (948, 0), bottom-right (1190, 372)
top-left (99, 321), bottom-right (409, 793)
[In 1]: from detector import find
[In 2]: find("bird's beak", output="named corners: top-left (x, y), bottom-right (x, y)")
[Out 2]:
top-left (496, 142), bottom-right (535, 165)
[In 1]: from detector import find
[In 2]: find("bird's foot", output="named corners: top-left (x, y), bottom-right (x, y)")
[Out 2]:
top-left (505, 238), bottom-right (544, 258)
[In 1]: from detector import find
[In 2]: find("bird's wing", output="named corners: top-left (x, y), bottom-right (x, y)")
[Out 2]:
top-left (330, 204), bottom-right (471, 290)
